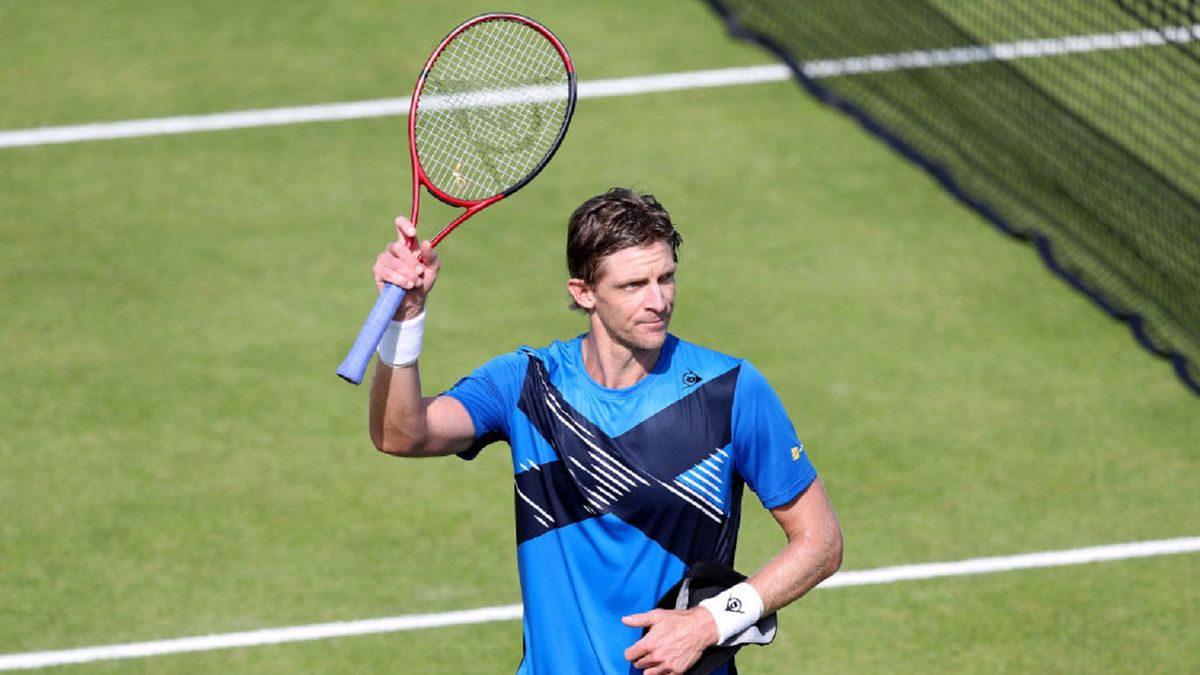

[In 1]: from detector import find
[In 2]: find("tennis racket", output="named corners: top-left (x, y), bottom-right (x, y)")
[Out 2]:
top-left (337, 13), bottom-right (576, 384)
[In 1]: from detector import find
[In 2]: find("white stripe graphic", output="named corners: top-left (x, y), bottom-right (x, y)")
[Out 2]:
top-left (654, 477), bottom-right (724, 523)
top-left (568, 456), bottom-right (623, 502)
top-left (677, 474), bottom-right (723, 506)
top-left (1, 537), bottom-right (1196, 670)
top-left (536, 392), bottom-right (623, 511)
top-left (688, 464), bottom-right (722, 490)
top-left (695, 459), bottom-right (721, 478)
top-left (588, 455), bottom-right (638, 492)
top-left (532, 369), bottom-right (649, 490)
top-left (536, 372), bottom-right (602, 447)
top-left (674, 476), bottom-right (725, 510)
top-left (514, 486), bottom-right (554, 527)
top-left (587, 449), bottom-right (650, 488)
top-left (556, 452), bottom-right (612, 509)
top-left (529, 369), bottom-right (723, 522)
top-left (3, 23), bottom-right (1195, 150)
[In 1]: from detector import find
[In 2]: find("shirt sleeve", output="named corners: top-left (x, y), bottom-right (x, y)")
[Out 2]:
top-left (442, 350), bottom-right (529, 460)
top-left (730, 361), bottom-right (817, 509)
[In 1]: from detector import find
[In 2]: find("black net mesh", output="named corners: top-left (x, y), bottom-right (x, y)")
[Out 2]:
top-left (706, 0), bottom-right (1200, 394)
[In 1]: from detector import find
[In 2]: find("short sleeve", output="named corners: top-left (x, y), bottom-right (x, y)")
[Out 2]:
top-left (442, 350), bottom-right (529, 460)
top-left (731, 361), bottom-right (817, 509)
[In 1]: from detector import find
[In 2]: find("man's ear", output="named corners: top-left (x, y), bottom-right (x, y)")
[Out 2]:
top-left (567, 278), bottom-right (595, 310)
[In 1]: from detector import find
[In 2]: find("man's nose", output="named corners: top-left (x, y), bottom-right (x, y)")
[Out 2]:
top-left (644, 283), bottom-right (668, 311)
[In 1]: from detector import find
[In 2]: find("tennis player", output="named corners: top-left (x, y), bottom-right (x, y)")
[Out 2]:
top-left (366, 188), bottom-right (843, 674)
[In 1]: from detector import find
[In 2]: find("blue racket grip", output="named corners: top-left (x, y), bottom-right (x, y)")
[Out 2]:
top-left (337, 283), bottom-right (407, 384)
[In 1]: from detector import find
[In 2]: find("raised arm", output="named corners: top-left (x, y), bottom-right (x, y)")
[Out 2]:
top-left (367, 217), bottom-right (477, 458)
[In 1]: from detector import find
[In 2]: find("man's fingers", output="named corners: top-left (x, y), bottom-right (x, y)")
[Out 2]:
top-left (379, 272), bottom-right (416, 290)
top-left (623, 629), bottom-right (653, 662)
top-left (622, 608), bottom-right (711, 674)
top-left (386, 240), bottom-right (415, 259)
top-left (394, 216), bottom-right (417, 242)
top-left (621, 612), bottom-right (655, 628)
top-left (626, 646), bottom-right (659, 672)
top-left (374, 258), bottom-right (415, 290)
top-left (419, 240), bottom-right (439, 269)
top-left (374, 237), bottom-right (441, 294)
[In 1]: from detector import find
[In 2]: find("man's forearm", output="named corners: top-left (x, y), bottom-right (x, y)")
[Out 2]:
top-left (368, 360), bottom-right (432, 456)
top-left (750, 479), bottom-right (844, 614)
top-left (749, 525), bottom-right (843, 615)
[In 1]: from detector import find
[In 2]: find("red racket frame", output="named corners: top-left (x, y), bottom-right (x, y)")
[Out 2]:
top-left (408, 13), bottom-right (576, 248)
top-left (337, 13), bottom-right (574, 384)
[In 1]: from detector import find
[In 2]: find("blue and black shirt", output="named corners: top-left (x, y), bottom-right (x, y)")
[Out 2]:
top-left (446, 333), bottom-right (817, 674)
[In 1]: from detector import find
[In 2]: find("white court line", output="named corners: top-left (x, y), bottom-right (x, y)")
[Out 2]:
top-left (1, 536), bottom-right (1197, 671)
top-left (801, 23), bottom-right (1200, 77)
top-left (0, 66), bottom-right (789, 149)
top-left (1, 22), bottom-right (1197, 150)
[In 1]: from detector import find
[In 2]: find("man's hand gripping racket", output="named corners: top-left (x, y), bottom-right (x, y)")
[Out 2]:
top-left (338, 13), bottom-right (576, 384)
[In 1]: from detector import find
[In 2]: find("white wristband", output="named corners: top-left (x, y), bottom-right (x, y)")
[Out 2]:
top-left (376, 311), bottom-right (425, 367)
top-left (698, 582), bottom-right (764, 646)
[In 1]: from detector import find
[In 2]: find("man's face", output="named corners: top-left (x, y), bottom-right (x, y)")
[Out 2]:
top-left (573, 240), bottom-right (677, 354)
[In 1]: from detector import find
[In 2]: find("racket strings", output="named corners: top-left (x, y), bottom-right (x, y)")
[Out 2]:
top-left (415, 19), bottom-right (572, 202)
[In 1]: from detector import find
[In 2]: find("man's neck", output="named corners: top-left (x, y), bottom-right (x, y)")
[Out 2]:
top-left (580, 332), bottom-right (662, 390)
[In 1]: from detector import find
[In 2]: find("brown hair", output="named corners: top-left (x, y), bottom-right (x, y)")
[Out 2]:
top-left (566, 188), bottom-right (682, 308)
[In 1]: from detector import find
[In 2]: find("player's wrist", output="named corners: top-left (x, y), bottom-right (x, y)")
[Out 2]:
top-left (395, 303), bottom-right (426, 322)
top-left (698, 582), bottom-right (765, 646)
top-left (392, 291), bottom-right (427, 322)
top-left (377, 310), bottom-right (425, 368)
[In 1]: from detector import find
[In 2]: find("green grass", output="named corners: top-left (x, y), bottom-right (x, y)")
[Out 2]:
top-left (2, 2), bottom-right (1197, 673)
top-left (0, 0), bottom-right (766, 128)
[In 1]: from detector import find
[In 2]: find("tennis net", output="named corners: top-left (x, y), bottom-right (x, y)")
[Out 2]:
top-left (705, 0), bottom-right (1200, 395)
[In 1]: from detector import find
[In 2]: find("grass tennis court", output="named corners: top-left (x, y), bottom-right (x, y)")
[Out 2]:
top-left (2, 2), bottom-right (1197, 673)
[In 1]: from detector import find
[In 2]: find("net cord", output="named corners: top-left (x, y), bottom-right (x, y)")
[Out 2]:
top-left (703, 0), bottom-right (1200, 395)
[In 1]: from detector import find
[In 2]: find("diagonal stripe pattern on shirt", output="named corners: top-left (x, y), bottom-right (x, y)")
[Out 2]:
top-left (513, 357), bottom-right (743, 564)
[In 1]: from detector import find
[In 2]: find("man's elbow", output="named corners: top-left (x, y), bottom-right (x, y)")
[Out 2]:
top-left (370, 426), bottom-right (426, 457)
top-left (823, 525), bottom-right (845, 578)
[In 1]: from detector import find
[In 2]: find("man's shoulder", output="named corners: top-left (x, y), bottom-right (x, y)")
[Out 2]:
top-left (663, 334), bottom-right (745, 373)
top-left (666, 335), bottom-right (792, 399)
top-left (513, 334), bottom-right (583, 371)
top-left (467, 335), bottom-right (582, 385)
top-left (479, 335), bottom-right (578, 362)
